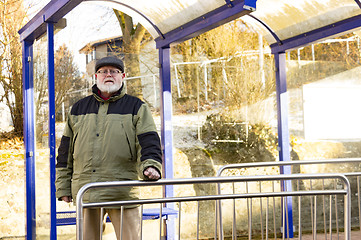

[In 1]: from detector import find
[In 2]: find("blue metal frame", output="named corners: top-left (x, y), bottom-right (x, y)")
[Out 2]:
top-left (268, 9), bottom-right (361, 237)
top-left (47, 22), bottom-right (57, 240)
top-left (19, 0), bottom-right (361, 239)
top-left (22, 40), bottom-right (36, 240)
top-left (268, 5), bottom-right (361, 236)
top-left (19, 0), bottom-right (258, 238)
top-left (155, 0), bottom-right (256, 48)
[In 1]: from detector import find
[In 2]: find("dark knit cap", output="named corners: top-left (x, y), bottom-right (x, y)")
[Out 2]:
top-left (95, 56), bottom-right (124, 72)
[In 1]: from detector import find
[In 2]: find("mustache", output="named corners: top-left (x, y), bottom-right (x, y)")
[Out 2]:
top-left (104, 79), bottom-right (115, 83)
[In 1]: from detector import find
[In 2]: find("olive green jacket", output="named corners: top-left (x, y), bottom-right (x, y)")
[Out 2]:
top-left (55, 85), bottom-right (162, 204)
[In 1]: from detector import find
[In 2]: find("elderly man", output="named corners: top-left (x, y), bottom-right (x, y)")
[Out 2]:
top-left (55, 56), bottom-right (162, 240)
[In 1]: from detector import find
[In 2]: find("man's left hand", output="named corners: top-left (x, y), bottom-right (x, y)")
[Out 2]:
top-left (144, 167), bottom-right (160, 180)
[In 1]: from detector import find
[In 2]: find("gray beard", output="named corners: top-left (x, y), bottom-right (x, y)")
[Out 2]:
top-left (97, 82), bottom-right (121, 94)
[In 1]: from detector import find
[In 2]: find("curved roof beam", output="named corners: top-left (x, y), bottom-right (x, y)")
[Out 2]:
top-left (84, 0), bottom-right (165, 39)
top-left (354, 0), bottom-right (361, 9)
top-left (248, 14), bottom-right (282, 46)
top-left (155, 0), bottom-right (256, 49)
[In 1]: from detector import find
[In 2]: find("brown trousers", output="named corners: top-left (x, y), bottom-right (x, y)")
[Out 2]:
top-left (83, 207), bottom-right (141, 240)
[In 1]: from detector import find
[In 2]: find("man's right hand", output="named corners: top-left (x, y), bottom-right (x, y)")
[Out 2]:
top-left (61, 196), bottom-right (72, 203)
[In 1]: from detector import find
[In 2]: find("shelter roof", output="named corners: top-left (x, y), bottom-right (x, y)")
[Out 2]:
top-left (19, 0), bottom-right (361, 52)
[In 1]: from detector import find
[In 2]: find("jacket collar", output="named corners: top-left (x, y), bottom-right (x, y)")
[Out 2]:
top-left (92, 84), bottom-right (126, 102)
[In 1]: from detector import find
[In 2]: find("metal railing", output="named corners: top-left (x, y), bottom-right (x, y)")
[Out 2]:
top-left (76, 174), bottom-right (351, 240)
top-left (217, 158), bottom-right (361, 240)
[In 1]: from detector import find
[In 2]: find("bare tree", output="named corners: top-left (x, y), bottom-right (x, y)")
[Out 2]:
top-left (54, 44), bottom-right (83, 115)
top-left (34, 43), bottom-right (83, 123)
top-left (0, 0), bottom-right (27, 136)
top-left (174, 19), bottom-right (274, 112)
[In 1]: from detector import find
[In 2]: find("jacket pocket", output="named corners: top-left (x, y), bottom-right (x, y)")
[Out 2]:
top-left (103, 117), bottom-right (134, 161)
top-left (122, 122), bottom-right (136, 161)
top-left (72, 132), bottom-right (79, 159)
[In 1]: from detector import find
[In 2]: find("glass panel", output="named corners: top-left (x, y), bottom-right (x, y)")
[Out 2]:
top-left (171, 19), bottom-right (277, 239)
top-left (0, 0), bottom-right (26, 238)
top-left (33, 35), bottom-right (51, 239)
top-left (86, 0), bottom-right (226, 37)
top-left (245, 0), bottom-right (361, 45)
top-left (286, 32), bottom-right (361, 146)
top-left (52, 3), bottom-right (161, 238)
top-left (54, 5), bottom-right (100, 239)
top-left (286, 32), bottom-right (361, 231)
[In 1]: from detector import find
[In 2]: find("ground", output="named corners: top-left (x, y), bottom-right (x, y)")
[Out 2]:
top-left (0, 138), bottom-right (25, 239)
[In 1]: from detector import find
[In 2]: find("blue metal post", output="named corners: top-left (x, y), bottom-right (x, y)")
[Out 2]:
top-left (47, 22), bottom-right (57, 240)
top-left (22, 40), bottom-right (36, 240)
top-left (274, 52), bottom-right (294, 238)
top-left (158, 46), bottom-right (175, 240)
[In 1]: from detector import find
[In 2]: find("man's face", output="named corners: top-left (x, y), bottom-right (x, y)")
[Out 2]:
top-left (95, 66), bottom-right (125, 95)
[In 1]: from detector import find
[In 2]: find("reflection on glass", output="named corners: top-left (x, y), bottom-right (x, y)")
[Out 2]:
top-left (287, 32), bottom-right (361, 159)
top-left (33, 36), bottom-right (51, 239)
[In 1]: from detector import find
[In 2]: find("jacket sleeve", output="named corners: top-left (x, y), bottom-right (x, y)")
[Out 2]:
top-left (55, 117), bottom-right (74, 199)
top-left (135, 103), bottom-right (163, 180)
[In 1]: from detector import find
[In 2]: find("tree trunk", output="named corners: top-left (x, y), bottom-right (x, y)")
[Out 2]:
top-left (113, 10), bottom-right (146, 99)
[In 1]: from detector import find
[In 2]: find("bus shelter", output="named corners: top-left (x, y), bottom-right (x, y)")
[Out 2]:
top-left (18, 0), bottom-right (361, 239)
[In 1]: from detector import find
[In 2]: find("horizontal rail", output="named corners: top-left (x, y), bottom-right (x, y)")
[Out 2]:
top-left (216, 159), bottom-right (360, 240)
top-left (76, 173), bottom-right (351, 240)
top-left (83, 189), bottom-right (348, 209)
top-left (217, 158), bottom-right (361, 176)
top-left (77, 174), bottom-right (349, 192)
